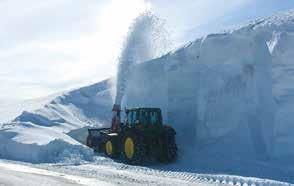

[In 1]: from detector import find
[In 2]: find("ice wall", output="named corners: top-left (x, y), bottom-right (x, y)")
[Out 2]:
top-left (123, 31), bottom-right (275, 160)
top-left (251, 11), bottom-right (294, 161)
top-left (121, 11), bottom-right (294, 161)
top-left (270, 31), bottom-right (294, 160)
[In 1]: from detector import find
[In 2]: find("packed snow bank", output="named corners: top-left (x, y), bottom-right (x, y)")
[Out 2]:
top-left (0, 124), bottom-right (93, 163)
top-left (0, 121), bottom-right (93, 163)
top-left (0, 79), bottom-right (113, 163)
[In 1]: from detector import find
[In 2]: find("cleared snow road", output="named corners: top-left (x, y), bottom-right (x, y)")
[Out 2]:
top-left (0, 161), bottom-right (112, 186)
top-left (0, 160), bottom-right (217, 186)
top-left (0, 168), bottom-right (82, 186)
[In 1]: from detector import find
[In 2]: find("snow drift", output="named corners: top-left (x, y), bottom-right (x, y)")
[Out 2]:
top-left (0, 135), bottom-right (93, 163)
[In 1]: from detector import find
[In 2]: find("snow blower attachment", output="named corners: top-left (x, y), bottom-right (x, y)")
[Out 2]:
top-left (86, 105), bottom-right (177, 164)
top-left (111, 104), bottom-right (121, 132)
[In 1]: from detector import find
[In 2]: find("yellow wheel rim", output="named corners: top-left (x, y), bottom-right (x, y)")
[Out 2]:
top-left (125, 137), bottom-right (134, 159)
top-left (105, 140), bottom-right (113, 155)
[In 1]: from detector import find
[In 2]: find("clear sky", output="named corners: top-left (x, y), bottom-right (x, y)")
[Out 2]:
top-left (1, 0), bottom-right (294, 101)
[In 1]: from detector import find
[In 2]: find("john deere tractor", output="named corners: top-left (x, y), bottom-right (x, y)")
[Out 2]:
top-left (86, 105), bottom-right (177, 164)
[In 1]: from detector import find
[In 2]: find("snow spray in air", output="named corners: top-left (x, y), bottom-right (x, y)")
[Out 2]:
top-left (114, 12), bottom-right (171, 106)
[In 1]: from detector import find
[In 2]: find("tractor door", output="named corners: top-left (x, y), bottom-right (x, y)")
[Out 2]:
top-left (125, 110), bottom-right (139, 127)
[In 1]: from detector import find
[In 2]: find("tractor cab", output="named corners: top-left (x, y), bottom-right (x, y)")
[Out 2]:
top-left (124, 108), bottom-right (163, 128)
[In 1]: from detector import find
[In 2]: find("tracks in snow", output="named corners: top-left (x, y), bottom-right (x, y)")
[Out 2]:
top-left (30, 157), bottom-right (292, 186)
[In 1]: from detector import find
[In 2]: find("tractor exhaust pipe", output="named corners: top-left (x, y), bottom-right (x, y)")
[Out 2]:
top-left (111, 104), bottom-right (121, 132)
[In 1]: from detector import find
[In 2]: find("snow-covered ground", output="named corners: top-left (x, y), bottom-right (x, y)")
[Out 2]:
top-left (1, 10), bottom-right (294, 185)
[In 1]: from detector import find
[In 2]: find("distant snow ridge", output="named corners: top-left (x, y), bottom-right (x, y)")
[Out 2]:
top-left (15, 79), bottom-right (113, 130)
top-left (0, 93), bottom-right (60, 123)
top-left (114, 11), bottom-right (171, 105)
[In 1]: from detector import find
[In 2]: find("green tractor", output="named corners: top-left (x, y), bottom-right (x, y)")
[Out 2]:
top-left (86, 105), bottom-right (177, 164)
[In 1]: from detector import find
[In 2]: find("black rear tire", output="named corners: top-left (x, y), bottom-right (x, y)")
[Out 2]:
top-left (123, 133), bottom-right (146, 165)
top-left (159, 129), bottom-right (177, 163)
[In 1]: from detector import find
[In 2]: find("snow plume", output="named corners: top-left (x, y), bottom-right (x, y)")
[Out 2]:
top-left (114, 12), bottom-right (171, 105)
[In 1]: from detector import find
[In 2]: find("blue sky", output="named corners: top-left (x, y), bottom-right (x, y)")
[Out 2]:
top-left (0, 0), bottom-right (294, 101)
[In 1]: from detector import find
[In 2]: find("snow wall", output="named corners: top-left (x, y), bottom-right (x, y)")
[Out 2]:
top-left (270, 31), bottom-right (294, 160)
top-left (121, 11), bottom-right (294, 162)
top-left (122, 31), bottom-right (275, 160)
top-left (119, 11), bottom-right (294, 163)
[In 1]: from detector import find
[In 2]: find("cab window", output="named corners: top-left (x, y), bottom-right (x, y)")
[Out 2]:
top-left (139, 110), bottom-right (149, 125)
top-left (150, 111), bottom-right (159, 125)
top-left (135, 111), bottom-right (139, 124)
top-left (128, 111), bottom-right (139, 125)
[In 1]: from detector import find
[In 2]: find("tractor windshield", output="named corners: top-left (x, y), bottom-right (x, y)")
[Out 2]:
top-left (126, 111), bottom-right (138, 126)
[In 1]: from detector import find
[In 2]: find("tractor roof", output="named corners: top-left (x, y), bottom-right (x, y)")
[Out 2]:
top-left (126, 107), bottom-right (161, 112)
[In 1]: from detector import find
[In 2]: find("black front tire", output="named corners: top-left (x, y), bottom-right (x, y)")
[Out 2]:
top-left (104, 138), bottom-right (119, 159)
